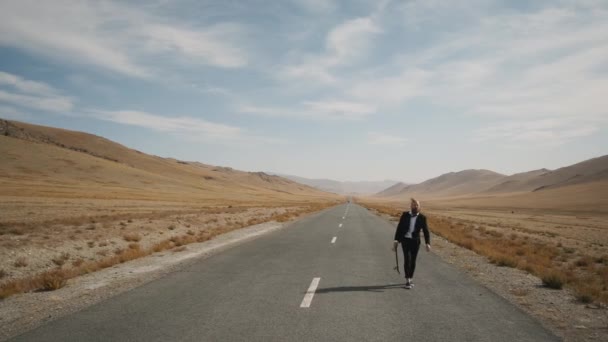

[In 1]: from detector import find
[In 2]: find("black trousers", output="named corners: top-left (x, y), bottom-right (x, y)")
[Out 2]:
top-left (401, 238), bottom-right (420, 279)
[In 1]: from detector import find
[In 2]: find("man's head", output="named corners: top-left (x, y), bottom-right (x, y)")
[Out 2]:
top-left (410, 198), bottom-right (420, 214)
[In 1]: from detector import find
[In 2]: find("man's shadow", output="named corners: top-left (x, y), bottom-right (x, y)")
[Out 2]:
top-left (315, 283), bottom-right (406, 294)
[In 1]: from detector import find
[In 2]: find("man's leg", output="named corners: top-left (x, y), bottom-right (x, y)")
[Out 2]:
top-left (409, 241), bottom-right (421, 281)
top-left (401, 242), bottom-right (411, 279)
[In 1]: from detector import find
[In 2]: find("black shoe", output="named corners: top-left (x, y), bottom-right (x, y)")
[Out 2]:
top-left (405, 281), bottom-right (412, 289)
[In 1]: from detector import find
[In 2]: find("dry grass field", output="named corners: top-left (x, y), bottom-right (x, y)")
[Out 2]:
top-left (0, 119), bottom-right (342, 299)
top-left (358, 191), bottom-right (608, 304)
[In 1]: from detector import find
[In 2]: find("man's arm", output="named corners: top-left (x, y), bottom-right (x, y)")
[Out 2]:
top-left (422, 215), bottom-right (431, 251)
top-left (392, 213), bottom-right (406, 251)
top-left (394, 212), bottom-right (406, 241)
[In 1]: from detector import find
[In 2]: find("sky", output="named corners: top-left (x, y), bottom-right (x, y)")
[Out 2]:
top-left (0, 0), bottom-right (606, 183)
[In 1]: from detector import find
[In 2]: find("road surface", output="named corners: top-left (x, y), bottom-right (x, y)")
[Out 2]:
top-left (9, 203), bottom-right (558, 341)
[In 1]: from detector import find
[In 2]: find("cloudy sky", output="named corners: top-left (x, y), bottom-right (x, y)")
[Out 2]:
top-left (0, 0), bottom-right (606, 183)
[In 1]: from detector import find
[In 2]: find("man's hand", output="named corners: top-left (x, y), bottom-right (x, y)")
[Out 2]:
top-left (426, 244), bottom-right (431, 252)
top-left (392, 241), bottom-right (399, 252)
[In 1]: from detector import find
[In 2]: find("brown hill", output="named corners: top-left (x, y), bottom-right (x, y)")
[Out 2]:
top-left (0, 119), bottom-right (337, 205)
top-left (529, 155), bottom-right (608, 191)
top-left (379, 169), bottom-right (506, 199)
top-left (375, 182), bottom-right (411, 197)
top-left (428, 180), bottom-right (608, 215)
top-left (481, 169), bottom-right (551, 194)
top-left (480, 156), bottom-right (608, 194)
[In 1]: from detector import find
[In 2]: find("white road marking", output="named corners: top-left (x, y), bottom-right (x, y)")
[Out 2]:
top-left (300, 277), bottom-right (321, 308)
top-left (342, 216), bottom-right (345, 219)
top-left (331, 236), bottom-right (337, 243)
top-left (339, 223), bottom-right (343, 228)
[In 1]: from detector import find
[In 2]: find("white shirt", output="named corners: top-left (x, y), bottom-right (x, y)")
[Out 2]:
top-left (405, 211), bottom-right (418, 239)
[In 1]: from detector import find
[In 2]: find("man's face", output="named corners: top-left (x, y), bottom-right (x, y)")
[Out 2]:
top-left (411, 201), bottom-right (420, 214)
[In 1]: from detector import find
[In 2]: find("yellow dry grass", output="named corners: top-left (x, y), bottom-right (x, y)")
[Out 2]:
top-left (0, 202), bottom-right (334, 299)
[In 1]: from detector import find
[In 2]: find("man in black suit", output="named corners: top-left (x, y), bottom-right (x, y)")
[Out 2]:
top-left (392, 198), bottom-right (431, 289)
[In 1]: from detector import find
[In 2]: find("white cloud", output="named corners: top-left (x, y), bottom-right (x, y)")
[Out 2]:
top-left (280, 16), bottom-right (382, 84)
top-left (473, 118), bottom-right (599, 147)
top-left (303, 100), bottom-right (375, 119)
top-left (238, 99), bottom-right (374, 120)
top-left (0, 90), bottom-right (73, 113)
top-left (0, 71), bottom-right (57, 96)
top-left (90, 110), bottom-right (242, 138)
top-left (0, 71), bottom-right (74, 112)
top-left (368, 132), bottom-right (408, 146)
top-left (88, 109), bottom-right (281, 145)
top-left (0, 0), bottom-right (248, 78)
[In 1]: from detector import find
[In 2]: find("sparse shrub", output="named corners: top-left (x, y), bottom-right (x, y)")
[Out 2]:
top-left (123, 233), bottom-right (141, 242)
top-left (72, 259), bottom-right (84, 267)
top-left (9, 227), bottom-right (25, 235)
top-left (40, 270), bottom-right (67, 291)
top-left (0, 269), bottom-right (6, 279)
top-left (86, 224), bottom-right (96, 230)
top-left (170, 236), bottom-right (182, 246)
top-left (187, 230), bottom-right (195, 236)
top-left (487, 230), bottom-right (503, 238)
top-left (576, 292), bottom-right (594, 304)
top-left (120, 222), bottom-right (127, 227)
top-left (128, 243), bottom-right (140, 250)
top-left (14, 257), bottom-right (28, 267)
top-left (168, 225), bottom-right (176, 230)
top-left (152, 240), bottom-right (172, 253)
top-left (490, 255), bottom-right (518, 268)
top-left (541, 272), bottom-right (565, 289)
top-left (52, 257), bottom-right (65, 266)
top-left (127, 219), bottom-right (133, 223)
top-left (99, 241), bottom-right (108, 247)
top-left (575, 257), bottom-right (593, 268)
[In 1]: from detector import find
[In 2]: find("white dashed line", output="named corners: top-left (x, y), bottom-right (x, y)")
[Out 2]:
top-left (339, 223), bottom-right (343, 228)
top-left (331, 236), bottom-right (337, 244)
top-left (300, 277), bottom-right (321, 308)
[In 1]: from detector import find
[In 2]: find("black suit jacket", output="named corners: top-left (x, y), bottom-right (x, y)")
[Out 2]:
top-left (393, 212), bottom-right (430, 245)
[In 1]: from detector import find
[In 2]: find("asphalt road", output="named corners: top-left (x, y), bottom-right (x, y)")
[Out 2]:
top-left (10, 203), bottom-right (558, 341)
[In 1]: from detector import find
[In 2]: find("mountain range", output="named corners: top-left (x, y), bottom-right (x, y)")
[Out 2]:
top-left (271, 173), bottom-right (401, 195)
